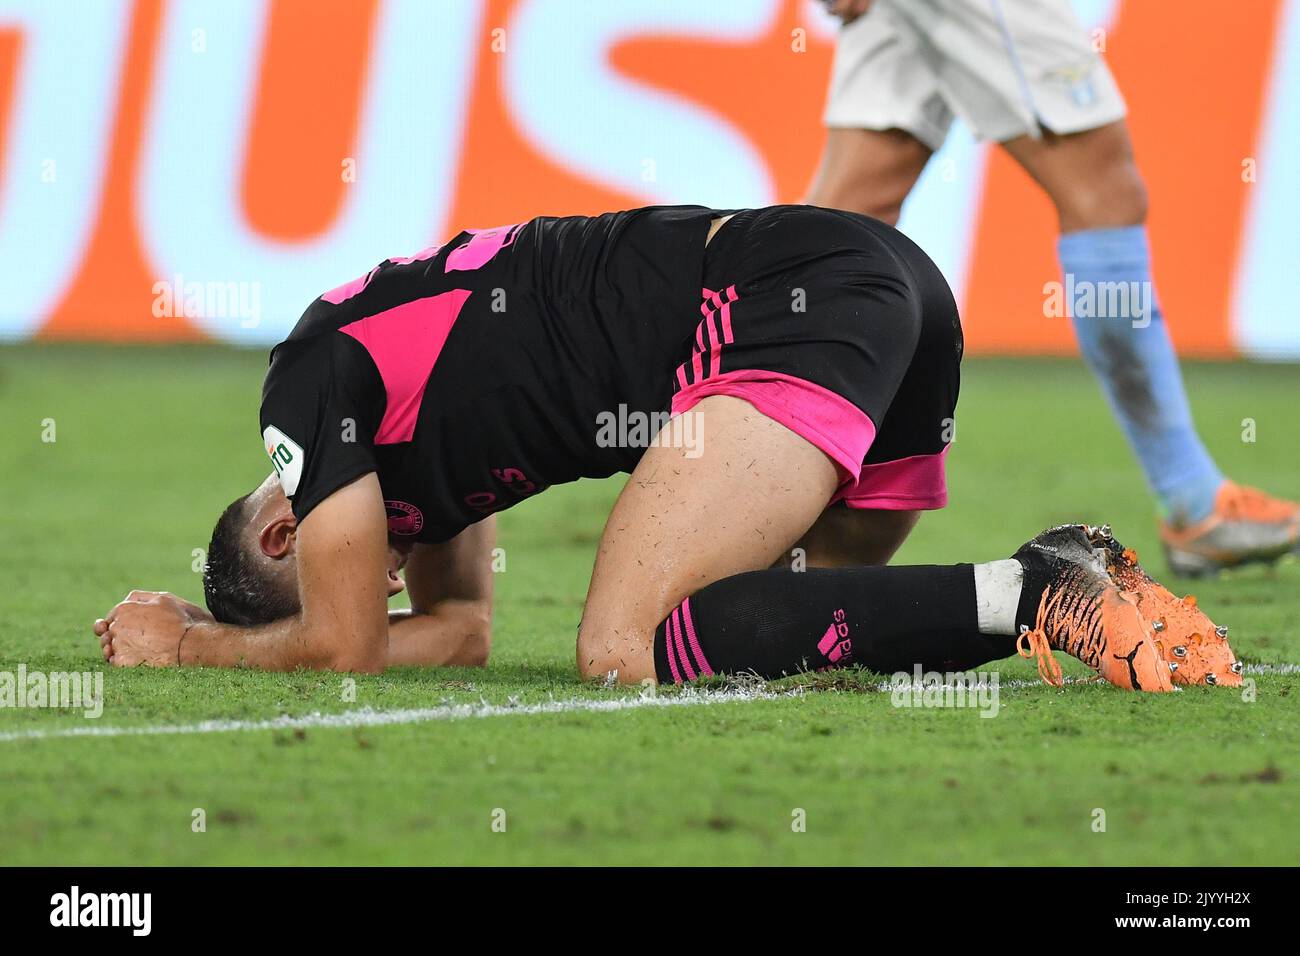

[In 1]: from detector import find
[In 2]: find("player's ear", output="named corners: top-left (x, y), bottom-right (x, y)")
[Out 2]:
top-left (257, 513), bottom-right (298, 559)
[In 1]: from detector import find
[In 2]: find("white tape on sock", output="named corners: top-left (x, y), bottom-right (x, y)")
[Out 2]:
top-left (974, 559), bottom-right (1023, 636)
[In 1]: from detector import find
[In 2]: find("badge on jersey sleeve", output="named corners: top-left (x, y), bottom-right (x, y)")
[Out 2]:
top-left (262, 425), bottom-right (304, 496)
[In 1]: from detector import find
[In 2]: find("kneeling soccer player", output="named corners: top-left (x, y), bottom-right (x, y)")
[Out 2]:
top-left (95, 205), bottom-right (1240, 691)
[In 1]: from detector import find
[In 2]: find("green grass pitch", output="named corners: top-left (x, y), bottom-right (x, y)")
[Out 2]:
top-left (1, 344), bottom-right (1297, 865)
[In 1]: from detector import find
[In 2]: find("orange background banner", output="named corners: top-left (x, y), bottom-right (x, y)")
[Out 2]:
top-left (3, 0), bottom-right (1296, 356)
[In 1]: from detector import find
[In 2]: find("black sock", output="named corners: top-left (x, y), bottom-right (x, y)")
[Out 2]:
top-left (653, 564), bottom-right (1018, 683)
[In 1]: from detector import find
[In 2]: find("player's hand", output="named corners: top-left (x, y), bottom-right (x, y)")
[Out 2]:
top-left (97, 590), bottom-right (211, 667)
top-left (825, 0), bottom-right (873, 24)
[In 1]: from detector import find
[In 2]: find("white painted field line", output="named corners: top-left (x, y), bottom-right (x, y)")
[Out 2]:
top-left (1, 663), bottom-right (1294, 743)
top-left (0, 686), bottom-right (782, 743)
top-left (1244, 662), bottom-right (1300, 675)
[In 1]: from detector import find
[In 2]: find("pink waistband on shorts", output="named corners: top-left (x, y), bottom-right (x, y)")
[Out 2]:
top-left (832, 444), bottom-right (951, 511)
top-left (669, 369), bottom-right (877, 483)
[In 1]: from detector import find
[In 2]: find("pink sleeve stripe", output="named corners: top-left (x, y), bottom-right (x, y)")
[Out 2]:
top-left (444, 224), bottom-right (520, 273)
top-left (389, 243), bottom-right (443, 265)
top-left (321, 240), bottom-right (448, 305)
top-left (834, 444), bottom-right (951, 511)
top-left (679, 598), bottom-right (713, 677)
top-left (321, 265), bottom-right (380, 305)
top-left (339, 288), bottom-right (471, 445)
top-left (671, 369), bottom-right (876, 485)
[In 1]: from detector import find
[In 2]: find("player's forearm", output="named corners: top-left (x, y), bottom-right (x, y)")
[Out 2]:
top-left (386, 601), bottom-right (491, 667)
top-left (179, 616), bottom-right (385, 673)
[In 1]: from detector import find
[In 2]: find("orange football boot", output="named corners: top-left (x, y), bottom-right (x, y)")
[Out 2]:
top-left (1085, 524), bottom-right (1243, 687)
top-left (1160, 481), bottom-right (1299, 577)
top-left (1013, 526), bottom-right (1174, 692)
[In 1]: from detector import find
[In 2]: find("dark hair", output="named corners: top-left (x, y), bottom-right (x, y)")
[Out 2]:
top-left (203, 493), bottom-right (300, 626)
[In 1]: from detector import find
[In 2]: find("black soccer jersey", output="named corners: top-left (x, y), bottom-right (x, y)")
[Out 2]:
top-left (260, 206), bottom-right (720, 542)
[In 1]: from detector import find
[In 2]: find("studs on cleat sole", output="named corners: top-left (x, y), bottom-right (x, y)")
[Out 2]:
top-left (1173, 645), bottom-right (1188, 658)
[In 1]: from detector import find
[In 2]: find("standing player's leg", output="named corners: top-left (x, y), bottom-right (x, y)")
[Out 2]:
top-left (807, 2), bottom-right (942, 223)
top-left (805, 128), bottom-right (931, 226)
top-left (1003, 123), bottom-right (1299, 571)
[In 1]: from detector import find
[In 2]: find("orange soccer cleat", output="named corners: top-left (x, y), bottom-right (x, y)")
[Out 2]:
top-left (1085, 524), bottom-right (1243, 688)
top-left (1160, 481), bottom-right (1299, 577)
top-left (1012, 526), bottom-right (1174, 692)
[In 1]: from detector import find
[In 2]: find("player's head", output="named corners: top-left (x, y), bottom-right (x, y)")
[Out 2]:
top-left (203, 473), bottom-right (409, 626)
top-left (203, 473), bottom-right (302, 626)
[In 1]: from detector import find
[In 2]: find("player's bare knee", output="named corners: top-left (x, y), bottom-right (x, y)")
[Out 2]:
top-left (1054, 151), bottom-right (1149, 230)
top-left (808, 178), bottom-right (907, 225)
top-left (576, 615), bottom-right (657, 683)
top-left (806, 128), bottom-right (927, 224)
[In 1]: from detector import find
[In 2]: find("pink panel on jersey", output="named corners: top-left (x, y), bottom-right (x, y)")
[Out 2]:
top-left (670, 369), bottom-right (877, 485)
top-left (445, 225), bottom-right (520, 273)
top-left (339, 288), bottom-right (472, 445)
top-left (833, 444), bottom-right (951, 512)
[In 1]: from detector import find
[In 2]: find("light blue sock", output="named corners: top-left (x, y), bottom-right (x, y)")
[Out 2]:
top-left (1057, 225), bottom-right (1223, 524)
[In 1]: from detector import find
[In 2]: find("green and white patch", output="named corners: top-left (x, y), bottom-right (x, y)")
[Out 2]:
top-left (262, 424), bottom-right (303, 495)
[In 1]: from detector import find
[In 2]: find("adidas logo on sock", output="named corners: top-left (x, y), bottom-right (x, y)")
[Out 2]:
top-left (818, 609), bottom-right (852, 664)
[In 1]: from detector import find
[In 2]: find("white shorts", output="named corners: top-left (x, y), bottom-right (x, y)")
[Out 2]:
top-left (823, 0), bottom-right (1127, 150)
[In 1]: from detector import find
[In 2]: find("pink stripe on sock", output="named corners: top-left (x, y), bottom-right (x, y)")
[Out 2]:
top-left (664, 613), bottom-right (683, 683)
top-left (679, 598), bottom-right (713, 677)
top-left (671, 608), bottom-right (696, 681)
top-left (690, 348), bottom-right (703, 384)
top-left (676, 364), bottom-right (689, 389)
